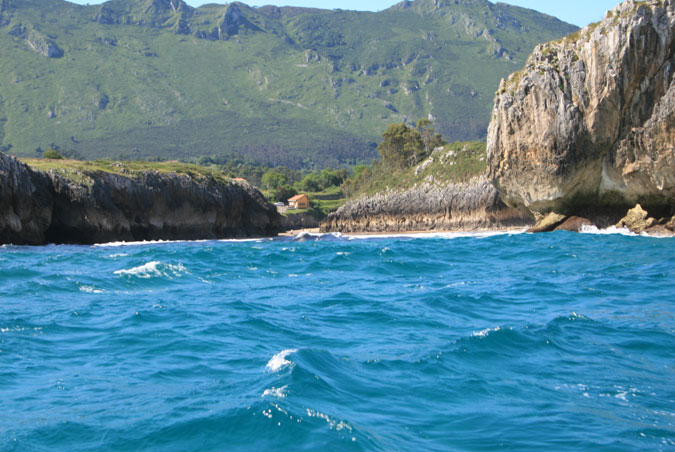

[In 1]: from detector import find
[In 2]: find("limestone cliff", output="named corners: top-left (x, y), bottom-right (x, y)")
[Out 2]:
top-left (321, 177), bottom-right (532, 233)
top-left (0, 153), bottom-right (281, 245)
top-left (487, 0), bottom-right (675, 218)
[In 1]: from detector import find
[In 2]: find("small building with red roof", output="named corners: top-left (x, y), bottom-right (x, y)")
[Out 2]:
top-left (288, 194), bottom-right (310, 209)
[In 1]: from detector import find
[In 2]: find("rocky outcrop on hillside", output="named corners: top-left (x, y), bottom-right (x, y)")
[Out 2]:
top-left (8, 24), bottom-right (64, 58)
top-left (0, 153), bottom-right (281, 245)
top-left (321, 177), bottom-right (532, 233)
top-left (487, 0), bottom-right (675, 224)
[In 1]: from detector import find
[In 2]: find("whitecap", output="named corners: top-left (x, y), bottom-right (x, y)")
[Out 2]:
top-left (305, 408), bottom-right (353, 432)
top-left (262, 385), bottom-right (288, 398)
top-left (266, 349), bottom-right (297, 372)
top-left (79, 285), bottom-right (104, 294)
top-left (218, 238), bottom-right (272, 243)
top-left (94, 239), bottom-right (208, 247)
top-left (114, 261), bottom-right (188, 278)
top-left (345, 229), bottom-right (526, 240)
top-left (472, 326), bottom-right (501, 338)
top-left (579, 225), bottom-right (637, 236)
top-left (291, 231), bottom-right (344, 242)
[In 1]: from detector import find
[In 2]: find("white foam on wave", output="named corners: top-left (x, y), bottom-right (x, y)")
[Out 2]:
top-left (266, 349), bottom-right (297, 372)
top-left (579, 225), bottom-right (637, 236)
top-left (219, 238), bottom-right (273, 243)
top-left (306, 408), bottom-right (353, 432)
top-left (94, 239), bottom-right (209, 248)
top-left (79, 285), bottom-right (104, 294)
top-left (262, 385), bottom-right (288, 399)
top-left (345, 229), bottom-right (527, 240)
top-left (579, 224), bottom-right (673, 238)
top-left (114, 261), bottom-right (188, 278)
top-left (108, 253), bottom-right (128, 258)
top-left (290, 231), bottom-right (344, 241)
top-left (472, 326), bottom-right (502, 338)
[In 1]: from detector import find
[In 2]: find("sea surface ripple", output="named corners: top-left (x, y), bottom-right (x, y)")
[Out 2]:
top-left (1, 231), bottom-right (673, 451)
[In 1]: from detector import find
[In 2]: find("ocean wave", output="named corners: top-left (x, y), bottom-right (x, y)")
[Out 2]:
top-left (266, 349), bottom-right (297, 372)
top-left (79, 285), bottom-right (104, 294)
top-left (305, 408), bottom-right (354, 433)
top-left (218, 238), bottom-right (273, 243)
top-left (290, 231), bottom-right (345, 242)
top-left (94, 239), bottom-right (209, 248)
top-left (471, 326), bottom-right (504, 338)
top-left (579, 225), bottom-right (637, 236)
top-left (262, 385), bottom-right (288, 399)
top-left (114, 261), bottom-right (189, 278)
top-left (3, 231), bottom-right (674, 452)
top-left (345, 229), bottom-right (527, 240)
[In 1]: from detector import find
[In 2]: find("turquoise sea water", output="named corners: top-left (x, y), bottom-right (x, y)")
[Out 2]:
top-left (1, 231), bottom-right (674, 451)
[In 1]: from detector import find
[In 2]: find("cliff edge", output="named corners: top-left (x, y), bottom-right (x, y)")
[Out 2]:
top-left (0, 153), bottom-right (281, 245)
top-left (487, 0), bottom-right (675, 223)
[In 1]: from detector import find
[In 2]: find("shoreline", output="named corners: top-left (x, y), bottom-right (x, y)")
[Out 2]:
top-left (2, 226), bottom-right (672, 248)
top-left (278, 226), bottom-right (528, 237)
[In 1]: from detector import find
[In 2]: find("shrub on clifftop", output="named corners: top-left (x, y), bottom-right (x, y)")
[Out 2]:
top-left (43, 150), bottom-right (64, 160)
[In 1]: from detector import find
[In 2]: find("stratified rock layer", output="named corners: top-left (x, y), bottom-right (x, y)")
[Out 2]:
top-left (0, 152), bottom-right (280, 245)
top-left (487, 0), bottom-right (675, 217)
top-left (321, 177), bottom-right (532, 233)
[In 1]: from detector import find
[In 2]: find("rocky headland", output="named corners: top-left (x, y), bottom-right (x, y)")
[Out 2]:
top-left (487, 0), bottom-right (675, 235)
top-left (326, 0), bottom-right (675, 236)
top-left (0, 152), bottom-right (280, 245)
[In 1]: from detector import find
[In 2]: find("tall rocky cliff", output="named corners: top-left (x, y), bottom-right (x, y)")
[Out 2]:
top-left (487, 0), bottom-right (675, 220)
top-left (321, 177), bottom-right (532, 233)
top-left (0, 152), bottom-right (280, 245)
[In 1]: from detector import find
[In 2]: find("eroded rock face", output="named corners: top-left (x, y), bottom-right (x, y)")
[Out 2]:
top-left (0, 152), bottom-right (281, 245)
top-left (0, 153), bottom-right (54, 245)
top-left (321, 177), bottom-right (533, 233)
top-left (46, 171), bottom-right (281, 244)
top-left (487, 0), bottom-right (675, 217)
top-left (616, 203), bottom-right (657, 232)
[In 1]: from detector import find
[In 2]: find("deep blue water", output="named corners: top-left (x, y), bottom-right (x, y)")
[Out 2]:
top-left (1, 231), bottom-right (674, 451)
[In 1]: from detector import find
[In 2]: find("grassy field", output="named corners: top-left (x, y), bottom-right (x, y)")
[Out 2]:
top-left (20, 157), bottom-right (235, 184)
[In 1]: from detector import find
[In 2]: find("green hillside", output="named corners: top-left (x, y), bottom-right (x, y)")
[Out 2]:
top-left (0, 0), bottom-right (577, 168)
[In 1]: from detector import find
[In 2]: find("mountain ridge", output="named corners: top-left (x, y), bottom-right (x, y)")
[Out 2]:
top-left (0, 0), bottom-right (577, 168)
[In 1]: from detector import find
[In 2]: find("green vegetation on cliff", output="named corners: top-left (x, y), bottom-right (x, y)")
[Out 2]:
top-left (0, 0), bottom-right (577, 168)
top-left (21, 157), bottom-right (236, 184)
top-left (343, 121), bottom-right (487, 196)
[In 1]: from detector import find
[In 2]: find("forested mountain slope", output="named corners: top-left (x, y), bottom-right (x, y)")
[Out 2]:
top-left (0, 0), bottom-right (576, 167)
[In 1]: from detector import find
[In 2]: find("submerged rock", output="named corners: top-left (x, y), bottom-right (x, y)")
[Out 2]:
top-left (487, 0), bottom-right (675, 219)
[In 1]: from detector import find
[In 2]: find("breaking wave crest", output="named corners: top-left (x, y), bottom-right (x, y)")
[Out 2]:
top-left (114, 261), bottom-right (189, 278)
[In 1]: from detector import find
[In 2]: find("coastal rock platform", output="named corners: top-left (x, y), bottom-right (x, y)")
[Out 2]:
top-left (321, 177), bottom-right (533, 233)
